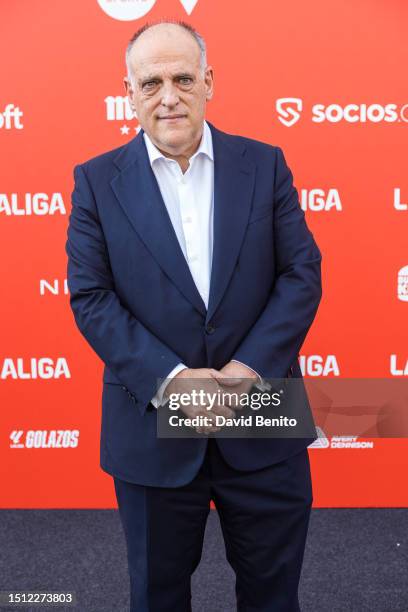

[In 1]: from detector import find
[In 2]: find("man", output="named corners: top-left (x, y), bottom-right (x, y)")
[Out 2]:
top-left (66, 20), bottom-right (322, 612)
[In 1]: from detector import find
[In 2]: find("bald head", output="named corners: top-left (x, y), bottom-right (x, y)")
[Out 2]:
top-left (126, 21), bottom-right (207, 85)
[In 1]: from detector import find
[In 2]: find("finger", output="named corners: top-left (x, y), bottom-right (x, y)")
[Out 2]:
top-left (195, 415), bottom-right (221, 434)
top-left (210, 370), bottom-right (243, 386)
top-left (196, 426), bottom-right (219, 435)
top-left (209, 404), bottom-right (236, 419)
top-left (219, 394), bottom-right (241, 409)
top-left (198, 427), bottom-right (221, 434)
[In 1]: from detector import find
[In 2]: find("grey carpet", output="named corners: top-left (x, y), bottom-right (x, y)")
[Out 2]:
top-left (0, 509), bottom-right (407, 612)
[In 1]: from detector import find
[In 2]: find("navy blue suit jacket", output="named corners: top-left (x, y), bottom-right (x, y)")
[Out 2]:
top-left (65, 121), bottom-right (322, 486)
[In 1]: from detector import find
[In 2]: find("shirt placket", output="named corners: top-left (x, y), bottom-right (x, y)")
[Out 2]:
top-left (177, 172), bottom-right (203, 300)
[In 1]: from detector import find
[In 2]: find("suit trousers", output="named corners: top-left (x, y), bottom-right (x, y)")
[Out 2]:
top-left (113, 438), bottom-right (313, 612)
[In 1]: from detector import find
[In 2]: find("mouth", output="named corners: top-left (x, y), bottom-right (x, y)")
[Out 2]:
top-left (158, 115), bottom-right (187, 122)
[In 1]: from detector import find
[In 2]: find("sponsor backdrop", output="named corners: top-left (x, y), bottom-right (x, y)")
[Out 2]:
top-left (0, 0), bottom-right (407, 508)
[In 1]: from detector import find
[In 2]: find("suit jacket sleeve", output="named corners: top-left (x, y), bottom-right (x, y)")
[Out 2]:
top-left (231, 146), bottom-right (322, 378)
top-left (65, 163), bottom-right (183, 415)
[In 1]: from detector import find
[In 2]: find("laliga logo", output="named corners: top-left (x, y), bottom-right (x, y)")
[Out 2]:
top-left (10, 431), bottom-right (24, 449)
top-left (97, 0), bottom-right (199, 21)
top-left (276, 98), bottom-right (303, 127)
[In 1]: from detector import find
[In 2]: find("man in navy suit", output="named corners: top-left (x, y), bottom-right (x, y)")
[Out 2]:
top-left (66, 20), bottom-right (322, 612)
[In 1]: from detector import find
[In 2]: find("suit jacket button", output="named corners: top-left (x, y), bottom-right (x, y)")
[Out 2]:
top-left (205, 324), bottom-right (216, 335)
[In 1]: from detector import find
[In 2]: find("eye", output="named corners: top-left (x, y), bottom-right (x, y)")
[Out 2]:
top-left (178, 77), bottom-right (193, 86)
top-left (142, 81), bottom-right (158, 91)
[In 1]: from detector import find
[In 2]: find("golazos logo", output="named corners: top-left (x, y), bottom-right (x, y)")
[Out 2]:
top-left (397, 266), bottom-right (408, 302)
top-left (0, 104), bottom-right (23, 129)
top-left (97, 0), bottom-right (199, 21)
top-left (276, 99), bottom-right (408, 126)
top-left (10, 430), bottom-right (79, 449)
top-left (10, 431), bottom-right (24, 448)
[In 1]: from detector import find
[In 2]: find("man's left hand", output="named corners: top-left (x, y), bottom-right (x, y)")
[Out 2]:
top-left (219, 361), bottom-right (259, 410)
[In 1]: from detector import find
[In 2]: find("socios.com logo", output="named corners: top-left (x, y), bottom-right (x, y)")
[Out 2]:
top-left (276, 98), bottom-right (408, 126)
top-left (276, 98), bottom-right (303, 127)
top-left (97, 0), bottom-right (198, 21)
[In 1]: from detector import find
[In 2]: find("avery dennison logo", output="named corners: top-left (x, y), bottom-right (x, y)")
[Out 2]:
top-left (309, 430), bottom-right (374, 450)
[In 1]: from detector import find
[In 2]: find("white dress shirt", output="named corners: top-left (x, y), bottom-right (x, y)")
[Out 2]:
top-left (143, 121), bottom-right (259, 408)
top-left (144, 120), bottom-right (214, 308)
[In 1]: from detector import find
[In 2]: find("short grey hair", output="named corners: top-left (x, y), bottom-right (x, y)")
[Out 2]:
top-left (125, 20), bottom-right (207, 87)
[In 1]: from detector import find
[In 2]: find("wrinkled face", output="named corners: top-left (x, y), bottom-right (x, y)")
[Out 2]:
top-left (124, 24), bottom-right (214, 158)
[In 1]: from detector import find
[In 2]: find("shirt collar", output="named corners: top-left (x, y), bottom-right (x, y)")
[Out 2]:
top-left (143, 120), bottom-right (214, 167)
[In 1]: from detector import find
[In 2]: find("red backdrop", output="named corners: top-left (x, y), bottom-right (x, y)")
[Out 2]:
top-left (0, 0), bottom-right (407, 508)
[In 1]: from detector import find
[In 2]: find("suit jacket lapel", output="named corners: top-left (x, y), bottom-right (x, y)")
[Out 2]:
top-left (110, 131), bottom-right (207, 317)
top-left (206, 122), bottom-right (256, 322)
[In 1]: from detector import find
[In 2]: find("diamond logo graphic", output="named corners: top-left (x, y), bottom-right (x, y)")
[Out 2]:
top-left (179, 0), bottom-right (199, 14)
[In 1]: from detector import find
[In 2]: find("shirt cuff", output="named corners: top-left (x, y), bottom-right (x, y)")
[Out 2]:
top-left (150, 363), bottom-right (188, 409)
top-left (230, 359), bottom-right (272, 390)
top-left (231, 359), bottom-right (262, 382)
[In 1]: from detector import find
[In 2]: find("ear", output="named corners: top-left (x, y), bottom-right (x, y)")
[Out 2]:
top-left (124, 76), bottom-right (133, 97)
top-left (124, 76), bottom-right (137, 115)
top-left (204, 65), bottom-right (214, 101)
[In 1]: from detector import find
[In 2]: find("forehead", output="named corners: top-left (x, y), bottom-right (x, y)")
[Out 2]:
top-left (129, 25), bottom-right (201, 74)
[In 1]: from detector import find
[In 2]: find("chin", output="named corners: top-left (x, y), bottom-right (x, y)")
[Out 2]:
top-left (162, 131), bottom-right (189, 147)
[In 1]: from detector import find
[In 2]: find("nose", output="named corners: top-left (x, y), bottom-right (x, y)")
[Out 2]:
top-left (160, 81), bottom-right (180, 108)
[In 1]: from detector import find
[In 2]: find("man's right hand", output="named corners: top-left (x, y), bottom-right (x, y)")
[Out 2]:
top-left (164, 368), bottom-right (241, 434)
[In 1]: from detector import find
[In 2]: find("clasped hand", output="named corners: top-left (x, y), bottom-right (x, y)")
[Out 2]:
top-left (164, 362), bottom-right (259, 434)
